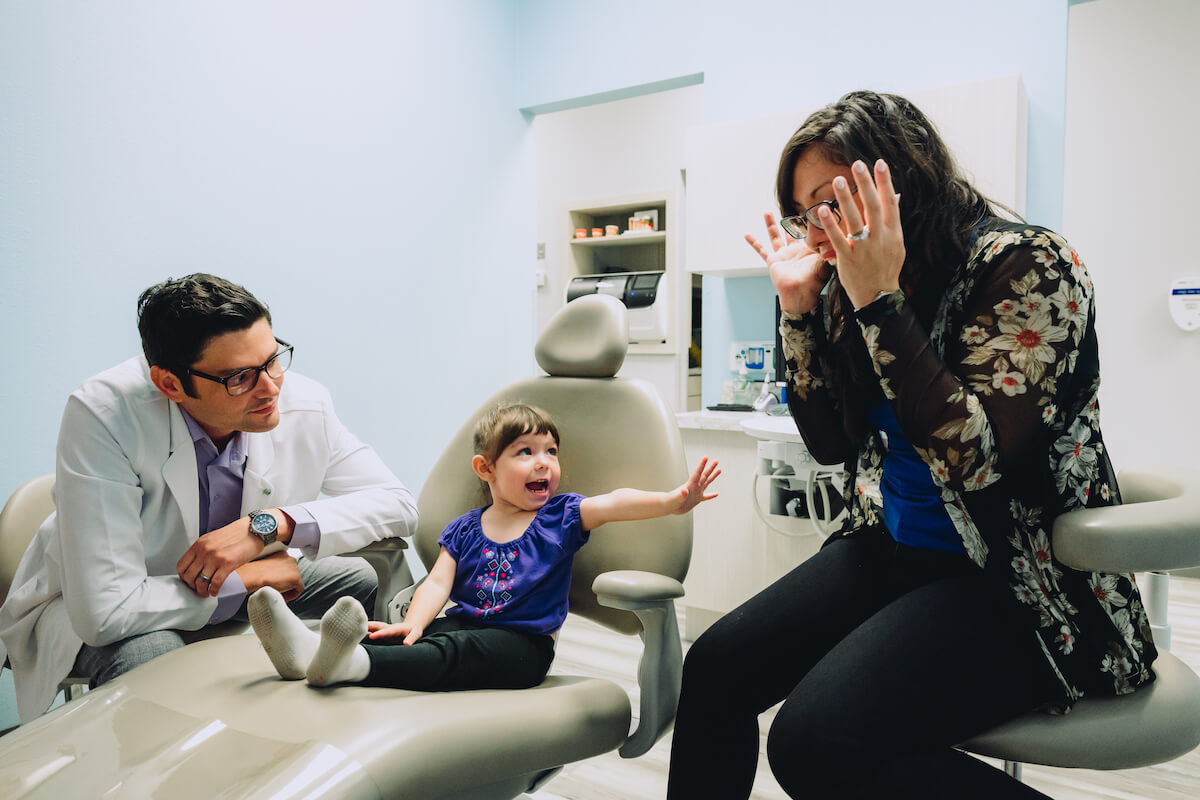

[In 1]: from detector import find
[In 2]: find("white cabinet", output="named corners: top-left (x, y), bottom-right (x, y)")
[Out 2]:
top-left (533, 86), bottom-right (703, 413)
top-left (562, 192), bottom-right (680, 356)
top-left (677, 413), bottom-right (823, 639)
top-left (685, 75), bottom-right (1028, 277)
top-left (685, 111), bottom-right (803, 277)
top-left (549, 191), bottom-right (696, 412)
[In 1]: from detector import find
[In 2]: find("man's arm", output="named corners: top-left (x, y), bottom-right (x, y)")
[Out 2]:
top-left (299, 394), bottom-right (419, 558)
top-left (176, 507), bottom-right (303, 598)
top-left (579, 458), bottom-right (719, 532)
top-left (177, 377), bottom-right (418, 595)
top-left (56, 397), bottom-right (217, 646)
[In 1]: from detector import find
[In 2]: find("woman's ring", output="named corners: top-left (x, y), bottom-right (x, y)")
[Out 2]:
top-left (849, 226), bottom-right (870, 241)
top-left (198, 573), bottom-right (212, 583)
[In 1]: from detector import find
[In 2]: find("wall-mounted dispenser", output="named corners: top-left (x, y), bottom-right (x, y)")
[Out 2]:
top-left (1169, 277), bottom-right (1200, 331)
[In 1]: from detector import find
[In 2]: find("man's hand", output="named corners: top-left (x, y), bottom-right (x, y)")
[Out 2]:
top-left (236, 551), bottom-right (304, 601)
top-left (177, 513), bottom-right (275, 596)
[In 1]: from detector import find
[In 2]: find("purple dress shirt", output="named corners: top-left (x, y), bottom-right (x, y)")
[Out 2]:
top-left (180, 409), bottom-right (319, 622)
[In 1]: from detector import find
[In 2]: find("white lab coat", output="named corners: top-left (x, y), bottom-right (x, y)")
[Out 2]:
top-left (0, 357), bottom-right (417, 721)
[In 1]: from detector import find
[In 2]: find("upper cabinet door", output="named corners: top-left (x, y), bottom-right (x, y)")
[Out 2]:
top-left (686, 74), bottom-right (1027, 277)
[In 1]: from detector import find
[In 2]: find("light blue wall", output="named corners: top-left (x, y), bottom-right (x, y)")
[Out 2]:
top-left (515, 0), bottom-right (1070, 403)
top-left (0, 1), bottom-right (535, 507)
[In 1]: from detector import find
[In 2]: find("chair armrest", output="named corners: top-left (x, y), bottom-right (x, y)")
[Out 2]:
top-left (593, 569), bottom-right (685, 758)
top-left (345, 538), bottom-right (414, 621)
top-left (1053, 466), bottom-right (1200, 573)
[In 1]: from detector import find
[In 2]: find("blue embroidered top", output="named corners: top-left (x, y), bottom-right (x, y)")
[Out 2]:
top-left (867, 402), bottom-right (964, 553)
top-left (439, 493), bottom-right (589, 636)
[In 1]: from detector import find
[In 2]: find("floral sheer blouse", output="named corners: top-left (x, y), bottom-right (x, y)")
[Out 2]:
top-left (778, 219), bottom-right (1157, 706)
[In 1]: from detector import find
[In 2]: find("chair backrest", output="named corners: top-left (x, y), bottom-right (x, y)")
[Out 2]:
top-left (0, 474), bottom-right (55, 603)
top-left (1052, 465), bottom-right (1200, 573)
top-left (415, 294), bottom-right (691, 635)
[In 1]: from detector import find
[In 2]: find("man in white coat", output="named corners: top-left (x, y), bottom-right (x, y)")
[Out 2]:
top-left (0, 274), bottom-right (418, 722)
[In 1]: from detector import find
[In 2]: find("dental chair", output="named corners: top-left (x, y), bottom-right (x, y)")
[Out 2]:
top-left (0, 475), bottom-right (89, 700)
top-left (0, 294), bottom-right (692, 800)
top-left (959, 465), bottom-right (1200, 782)
top-left (0, 474), bottom-right (409, 709)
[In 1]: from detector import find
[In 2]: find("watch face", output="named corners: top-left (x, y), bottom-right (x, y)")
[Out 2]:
top-left (251, 513), bottom-right (278, 534)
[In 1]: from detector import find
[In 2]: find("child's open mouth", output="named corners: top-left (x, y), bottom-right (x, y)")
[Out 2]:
top-left (526, 479), bottom-right (549, 492)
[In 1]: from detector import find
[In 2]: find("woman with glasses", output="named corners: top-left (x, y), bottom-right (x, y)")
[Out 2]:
top-left (666, 91), bottom-right (1156, 799)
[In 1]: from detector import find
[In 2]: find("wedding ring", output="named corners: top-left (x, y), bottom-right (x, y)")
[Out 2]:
top-left (849, 226), bottom-right (870, 241)
top-left (198, 573), bottom-right (212, 583)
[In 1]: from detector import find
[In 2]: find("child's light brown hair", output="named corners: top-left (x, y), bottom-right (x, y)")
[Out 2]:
top-left (472, 403), bottom-right (560, 483)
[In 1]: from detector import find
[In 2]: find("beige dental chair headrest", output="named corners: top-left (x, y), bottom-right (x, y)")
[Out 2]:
top-left (534, 294), bottom-right (628, 378)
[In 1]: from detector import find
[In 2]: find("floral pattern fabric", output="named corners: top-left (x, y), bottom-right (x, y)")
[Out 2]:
top-left (778, 220), bottom-right (1156, 706)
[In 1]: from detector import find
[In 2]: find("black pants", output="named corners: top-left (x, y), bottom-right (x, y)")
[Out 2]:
top-left (667, 527), bottom-right (1063, 799)
top-left (360, 615), bottom-right (556, 692)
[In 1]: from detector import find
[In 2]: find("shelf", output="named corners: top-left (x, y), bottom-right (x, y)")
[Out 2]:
top-left (570, 231), bottom-right (667, 248)
top-left (688, 265), bottom-right (767, 278)
top-left (629, 341), bottom-right (676, 356)
top-left (570, 194), bottom-right (667, 217)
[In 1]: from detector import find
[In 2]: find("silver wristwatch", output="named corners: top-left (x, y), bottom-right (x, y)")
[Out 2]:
top-left (247, 509), bottom-right (279, 546)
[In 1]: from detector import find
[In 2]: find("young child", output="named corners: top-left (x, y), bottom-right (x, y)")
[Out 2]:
top-left (249, 402), bottom-right (719, 691)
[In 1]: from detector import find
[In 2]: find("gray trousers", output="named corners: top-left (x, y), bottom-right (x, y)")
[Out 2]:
top-left (74, 554), bottom-right (376, 687)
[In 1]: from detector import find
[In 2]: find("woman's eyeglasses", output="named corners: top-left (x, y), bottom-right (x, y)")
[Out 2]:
top-left (779, 184), bottom-right (858, 240)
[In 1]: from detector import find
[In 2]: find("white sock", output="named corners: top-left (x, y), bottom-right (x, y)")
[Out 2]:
top-left (306, 596), bottom-right (371, 687)
top-left (248, 586), bottom-right (319, 680)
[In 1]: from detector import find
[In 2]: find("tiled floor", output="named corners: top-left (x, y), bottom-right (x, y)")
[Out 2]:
top-left (531, 577), bottom-right (1200, 800)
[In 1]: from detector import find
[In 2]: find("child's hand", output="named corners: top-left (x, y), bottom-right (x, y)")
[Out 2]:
top-left (670, 457), bottom-right (720, 515)
top-left (367, 619), bottom-right (424, 645)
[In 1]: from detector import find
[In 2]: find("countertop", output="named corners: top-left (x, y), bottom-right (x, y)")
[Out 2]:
top-left (675, 409), bottom-right (760, 432)
top-left (675, 409), bottom-right (803, 443)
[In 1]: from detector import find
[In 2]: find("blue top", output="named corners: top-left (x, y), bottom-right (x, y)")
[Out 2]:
top-left (867, 402), bottom-right (964, 553)
top-left (439, 493), bottom-right (589, 636)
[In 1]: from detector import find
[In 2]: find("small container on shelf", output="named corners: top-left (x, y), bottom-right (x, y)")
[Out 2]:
top-left (591, 227), bottom-right (603, 238)
top-left (605, 224), bottom-right (619, 237)
top-left (574, 228), bottom-right (588, 239)
top-left (627, 209), bottom-right (659, 232)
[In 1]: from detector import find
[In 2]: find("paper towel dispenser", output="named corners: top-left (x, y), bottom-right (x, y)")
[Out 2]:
top-left (566, 271), bottom-right (668, 344)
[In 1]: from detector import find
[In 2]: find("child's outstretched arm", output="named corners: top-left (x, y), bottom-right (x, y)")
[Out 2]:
top-left (579, 457), bottom-right (720, 531)
top-left (366, 546), bottom-right (457, 645)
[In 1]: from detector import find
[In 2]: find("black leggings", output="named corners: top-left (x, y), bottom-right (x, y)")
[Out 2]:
top-left (360, 615), bottom-right (556, 692)
top-left (667, 528), bottom-right (1063, 799)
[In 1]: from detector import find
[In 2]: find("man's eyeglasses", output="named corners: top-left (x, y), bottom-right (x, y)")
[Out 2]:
top-left (779, 184), bottom-right (859, 240)
top-left (188, 339), bottom-right (294, 396)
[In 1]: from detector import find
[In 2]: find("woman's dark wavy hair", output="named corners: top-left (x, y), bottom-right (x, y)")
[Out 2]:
top-left (775, 90), bottom-right (1001, 446)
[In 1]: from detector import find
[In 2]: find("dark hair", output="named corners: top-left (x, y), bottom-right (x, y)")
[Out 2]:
top-left (137, 273), bottom-right (271, 396)
top-left (775, 90), bottom-right (999, 445)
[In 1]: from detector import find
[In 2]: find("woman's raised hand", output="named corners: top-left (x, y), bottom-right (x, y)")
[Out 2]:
top-left (820, 160), bottom-right (905, 310)
top-left (745, 214), bottom-right (833, 316)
